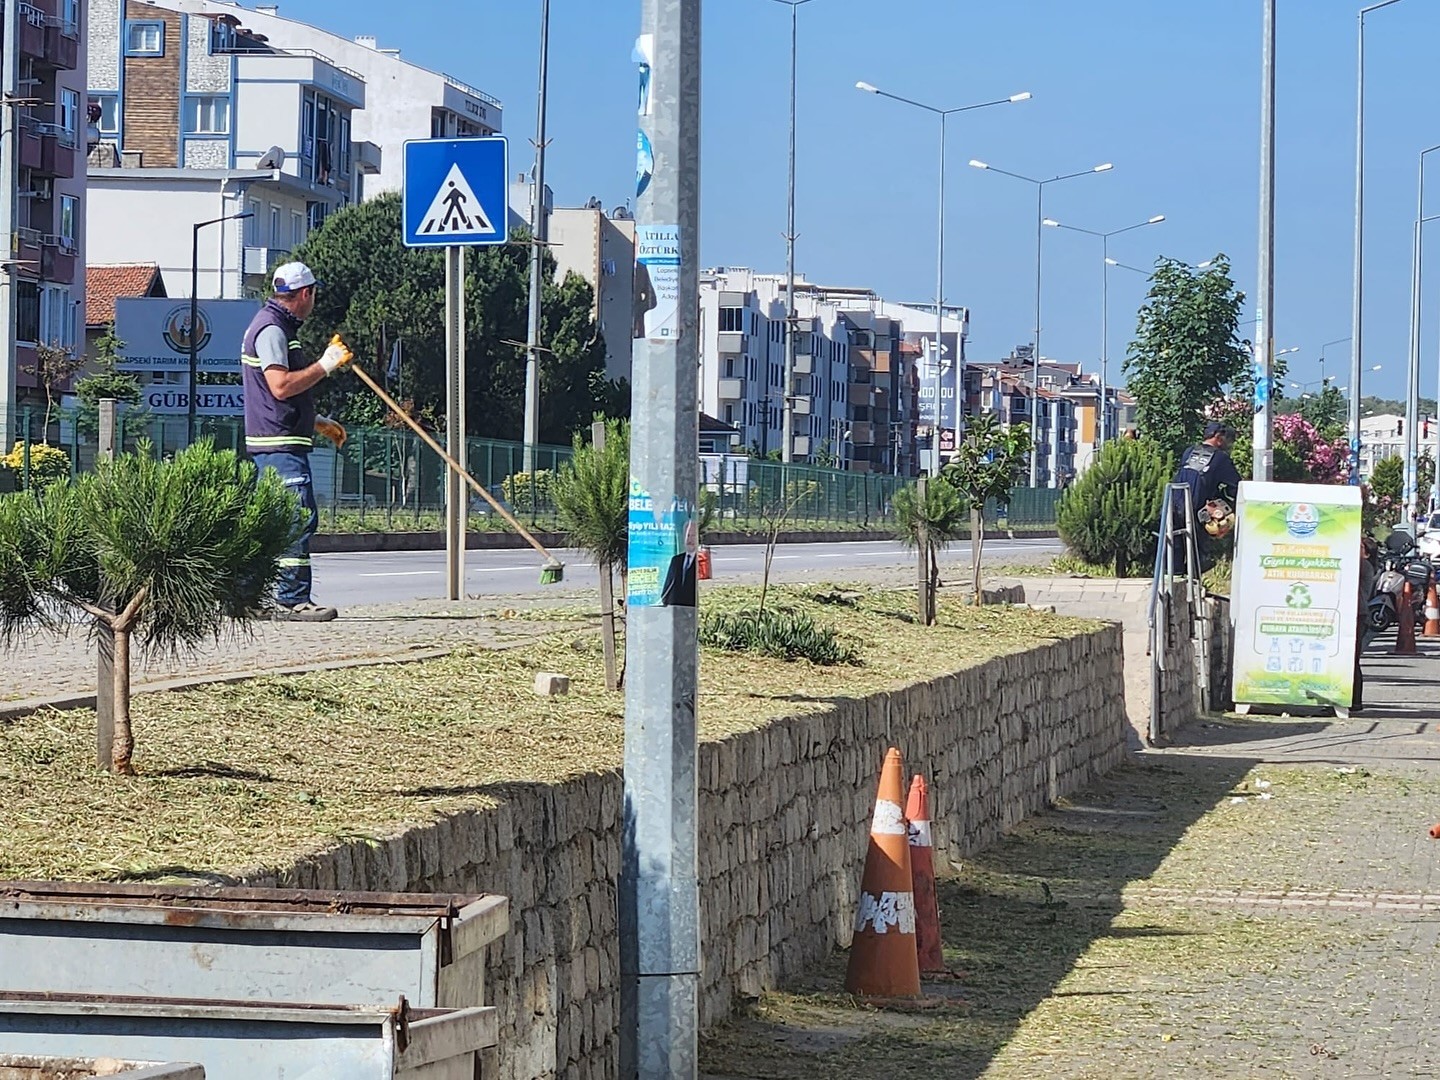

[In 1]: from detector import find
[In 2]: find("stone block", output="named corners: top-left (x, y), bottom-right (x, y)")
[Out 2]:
top-left (534, 671), bottom-right (571, 696)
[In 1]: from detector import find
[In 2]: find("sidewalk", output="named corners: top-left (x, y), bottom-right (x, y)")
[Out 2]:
top-left (700, 632), bottom-right (1440, 1078)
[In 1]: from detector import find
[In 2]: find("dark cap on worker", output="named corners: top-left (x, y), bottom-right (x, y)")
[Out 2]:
top-left (1204, 420), bottom-right (1236, 439)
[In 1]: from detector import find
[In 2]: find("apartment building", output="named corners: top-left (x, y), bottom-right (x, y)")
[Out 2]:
top-left (549, 199), bottom-right (636, 385)
top-left (86, 0), bottom-right (375, 297)
top-left (2, 0), bottom-right (87, 418)
top-left (145, 0), bottom-right (501, 197)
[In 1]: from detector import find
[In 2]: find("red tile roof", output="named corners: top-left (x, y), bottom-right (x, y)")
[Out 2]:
top-left (86, 263), bottom-right (165, 327)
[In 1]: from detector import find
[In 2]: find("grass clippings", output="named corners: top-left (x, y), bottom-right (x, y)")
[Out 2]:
top-left (0, 584), bottom-right (1093, 882)
top-left (700, 757), bottom-right (1440, 1079)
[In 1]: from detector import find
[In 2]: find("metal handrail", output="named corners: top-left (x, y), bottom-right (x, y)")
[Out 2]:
top-left (442, 73), bottom-right (503, 110)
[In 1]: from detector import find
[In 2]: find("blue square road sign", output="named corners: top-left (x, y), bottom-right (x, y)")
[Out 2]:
top-left (403, 137), bottom-right (509, 248)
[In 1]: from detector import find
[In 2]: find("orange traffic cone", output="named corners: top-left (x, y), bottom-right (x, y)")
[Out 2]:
top-left (844, 748), bottom-right (922, 999)
top-left (1394, 582), bottom-right (1419, 656)
top-left (1424, 580), bottom-right (1440, 638)
top-left (905, 774), bottom-right (944, 974)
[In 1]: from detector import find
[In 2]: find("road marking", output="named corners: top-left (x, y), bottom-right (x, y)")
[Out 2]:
top-left (358, 571), bottom-right (441, 578)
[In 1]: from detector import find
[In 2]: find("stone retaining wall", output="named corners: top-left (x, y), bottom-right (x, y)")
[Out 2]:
top-left (241, 624), bottom-right (1127, 1080)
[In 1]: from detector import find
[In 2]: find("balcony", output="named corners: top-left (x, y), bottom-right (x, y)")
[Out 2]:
top-left (717, 377), bottom-right (744, 400)
top-left (791, 351), bottom-right (812, 375)
top-left (17, 3), bottom-right (45, 60)
top-left (40, 236), bottom-right (76, 283)
top-left (35, 124), bottom-right (76, 178)
top-left (717, 331), bottom-right (746, 354)
top-left (791, 435), bottom-right (811, 457)
top-left (849, 383), bottom-right (876, 407)
top-left (244, 246), bottom-right (282, 277)
top-left (42, 21), bottom-right (80, 71)
top-left (791, 397), bottom-right (812, 416)
top-left (14, 228), bottom-right (42, 277)
top-left (18, 124), bottom-right (41, 171)
top-left (850, 421), bottom-right (875, 445)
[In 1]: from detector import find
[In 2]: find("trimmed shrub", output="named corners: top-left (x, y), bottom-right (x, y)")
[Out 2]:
top-left (502, 469), bottom-right (555, 512)
top-left (699, 606), bottom-right (860, 666)
top-left (1057, 438), bottom-right (1173, 578)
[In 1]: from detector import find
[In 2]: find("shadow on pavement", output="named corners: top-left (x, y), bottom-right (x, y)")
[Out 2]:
top-left (699, 754), bottom-right (1257, 1079)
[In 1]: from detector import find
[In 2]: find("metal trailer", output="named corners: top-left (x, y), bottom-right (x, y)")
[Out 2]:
top-left (0, 883), bottom-right (506, 1010)
top-left (0, 1058), bottom-right (204, 1080)
top-left (0, 992), bottom-right (496, 1080)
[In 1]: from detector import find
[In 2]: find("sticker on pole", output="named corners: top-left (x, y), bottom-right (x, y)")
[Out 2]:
top-left (403, 137), bottom-right (508, 248)
top-left (633, 224), bottom-right (681, 342)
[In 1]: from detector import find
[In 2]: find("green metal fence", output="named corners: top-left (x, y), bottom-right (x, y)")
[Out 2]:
top-left (0, 405), bottom-right (1063, 532)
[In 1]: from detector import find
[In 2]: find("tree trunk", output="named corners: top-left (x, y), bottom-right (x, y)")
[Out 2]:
top-left (617, 568), bottom-right (628, 689)
top-left (971, 504), bottom-right (985, 605)
top-left (760, 530), bottom-right (778, 615)
top-left (110, 625), bottom-right (136, 776)
top-left (599, 561), bottom-right (619, 691)
top-left (915, 477), bottom-right (931, 625)
top-left (928, 542), bottom-right (940, 624)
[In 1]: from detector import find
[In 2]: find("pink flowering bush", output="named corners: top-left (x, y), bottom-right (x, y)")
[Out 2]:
top-left (1272, 413), bottom-right (1350, 484)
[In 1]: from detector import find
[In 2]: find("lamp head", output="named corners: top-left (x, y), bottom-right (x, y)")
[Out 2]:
top-left (1093, 163), bottom-right (1114, 172)
top-left (855, 81), bottom-right (879, 94)
top-left (969, 159), bottom-right (989, 170)
top-left (1009, 92), bottom-right (1032, 102)
top-left (1147, 214), bottom-right (1166, 224)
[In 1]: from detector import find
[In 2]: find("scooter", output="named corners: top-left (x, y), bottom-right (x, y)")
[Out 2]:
top-left (1367, 531), bottom-right (1432, 633)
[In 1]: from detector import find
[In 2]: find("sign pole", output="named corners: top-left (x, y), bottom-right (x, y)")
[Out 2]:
top-left (620, 0), bottom-right (701, 1074)
top-left (445, 244), bottom-right (466, 600)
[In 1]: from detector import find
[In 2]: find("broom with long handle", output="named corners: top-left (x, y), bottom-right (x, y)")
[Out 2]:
top-left (347, 356), bottom-right (565, 584)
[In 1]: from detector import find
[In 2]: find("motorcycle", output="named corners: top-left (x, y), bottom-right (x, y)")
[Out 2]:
top-left (1367, 531), bottom-right (1433, 633)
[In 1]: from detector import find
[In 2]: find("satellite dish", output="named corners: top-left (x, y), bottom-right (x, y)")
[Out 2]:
top-left (256, 145), bottom-right (285, 170)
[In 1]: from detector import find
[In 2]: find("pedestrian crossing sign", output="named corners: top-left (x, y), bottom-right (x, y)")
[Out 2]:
top-left (403, 137), bottom-right (509, 248)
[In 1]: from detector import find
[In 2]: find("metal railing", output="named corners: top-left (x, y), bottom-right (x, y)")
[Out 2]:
top-left (0, 406), bottom-right (1063, 533)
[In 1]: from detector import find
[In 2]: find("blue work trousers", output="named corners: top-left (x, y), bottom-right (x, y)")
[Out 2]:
top-left (252, 450), bottom-right (318, 607)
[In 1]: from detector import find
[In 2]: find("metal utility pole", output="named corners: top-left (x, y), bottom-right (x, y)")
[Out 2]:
top-left (620, 0), bottom-right (701, 1074)
top-left (1403, 145), bottom-right (1440, 524)
top-left (522, 0), bottom-right (551, 474)
top-left (1352, 0), bottom-right (1407, 483)
top-left (189, 211), bottom-right (253, 445)
top-left (445, 246), bottom-right (466, 600)
top-left (1252, 0), bottom-right (1277, 481)
top-left (772, 0), bottom-right (813, 464)
top-left (0, 0), bottom-right (19, 443)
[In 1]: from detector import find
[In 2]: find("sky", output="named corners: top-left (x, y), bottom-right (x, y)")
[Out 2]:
top-left (270, 0), bottom-right (1440, 403)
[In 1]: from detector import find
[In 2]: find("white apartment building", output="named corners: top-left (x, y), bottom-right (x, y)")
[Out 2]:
top-left (698, 268), bottom-right (854, 465)
top-left (144, 0), bottom-right (501, 197)
top-left (87, 0), bottom-right (372, 296)
top-left (549, 200), bottom-right (636, 385)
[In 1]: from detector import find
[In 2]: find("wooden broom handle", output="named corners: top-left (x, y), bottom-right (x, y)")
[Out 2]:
top-left (349, 362), bottom-right (558, 562)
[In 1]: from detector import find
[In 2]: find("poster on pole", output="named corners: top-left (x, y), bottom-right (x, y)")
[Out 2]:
top-left (1231, 481), bottom-right (1362, 712)
top-left (633, 224), bottom-right (680, 342)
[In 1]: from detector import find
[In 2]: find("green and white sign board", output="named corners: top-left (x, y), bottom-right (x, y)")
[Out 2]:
top-left (1231, 481), bottom-right (1363, 713)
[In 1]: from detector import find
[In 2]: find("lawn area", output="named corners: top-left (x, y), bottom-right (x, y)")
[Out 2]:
top-left (0, 584), bottom-right (1095, 882)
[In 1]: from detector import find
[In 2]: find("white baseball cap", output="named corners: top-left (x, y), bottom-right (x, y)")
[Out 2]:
top-left (272, 261), bottom-right (319, 294)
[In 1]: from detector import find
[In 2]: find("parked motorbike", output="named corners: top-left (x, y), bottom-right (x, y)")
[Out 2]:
top-left (1367, 531), bottom-right (1433, 633)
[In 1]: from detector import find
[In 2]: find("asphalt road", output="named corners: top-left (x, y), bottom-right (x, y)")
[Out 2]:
top-left (311, 537), bottom-right (1064, 608)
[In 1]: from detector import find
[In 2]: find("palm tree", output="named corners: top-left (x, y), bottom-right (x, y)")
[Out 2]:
top-left (893, 477), bottom-right (967, 625)
top-left (554, 419), bottom-right (630, 688)
top-left (0, 441), bottom-right (300, 774)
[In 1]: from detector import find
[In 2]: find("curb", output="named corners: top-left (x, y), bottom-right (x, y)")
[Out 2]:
top-left (0, 648), bottom-right (452, 724)
top-left (312, 528), bottom-right (1059, 553)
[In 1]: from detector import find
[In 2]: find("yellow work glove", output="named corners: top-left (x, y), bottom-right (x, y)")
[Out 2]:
top-left (315, 416), bottom-right (347, 450)
top-left (318, 334), bottom-right (354, 376)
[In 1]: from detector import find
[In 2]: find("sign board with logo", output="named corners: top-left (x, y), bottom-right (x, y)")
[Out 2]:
top-left (1231, 481), bottom-right (1363, 713)
top-left (114, 298), bottom-right (259, 373)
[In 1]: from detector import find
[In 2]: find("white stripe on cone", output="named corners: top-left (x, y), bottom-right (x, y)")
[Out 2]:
top-left (870, 798), bottom-right (906, 836)
top-left (854, 890), bottom-right (917, 934)
top-left (907, 819), bottom-right (933, 848)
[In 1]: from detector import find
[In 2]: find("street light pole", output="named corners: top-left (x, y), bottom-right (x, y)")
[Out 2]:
top-left (970, 158), bottom-right (1112, 486)
top-left (1253, 0), bottom-right (1277, 482)
top-left (522, 0), bottom-right (551, 474)
top-left (1046, 214), bottom-right (1166, 458)
top-left (189, 211), bottom-right (253, 445)
top-left (766, 0), bottom-right (814, 465)
top-left (1351, 0), bottom-right (1407, 483)
top-left (620, 0), bottom-right (701, 1072)
top-left (1403, 148), bottom-right (1440, 524)
top-left (856, 82), bottom-right (1030, 474)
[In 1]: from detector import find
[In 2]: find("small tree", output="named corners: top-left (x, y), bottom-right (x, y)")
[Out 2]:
top-left (754, 473), bottom-right (821, 614)
top-left (892, 476), bottom-right (966, 624)
top-left (940, 415), bottom-right (1031, 604)
top-left (553, 418), bottom-right (629, 688)
top-left (1057, 438), bottom-right (1173, 577)
top-left (74, 324), bottom-right (146, 436)
top-left (24, 340), bottom-right (86, 438)
top-left (0, 441), bottom-right (299, 775)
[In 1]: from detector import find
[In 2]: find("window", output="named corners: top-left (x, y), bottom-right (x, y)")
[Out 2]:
top-left (184, 96), bottom-right (230, 134)
top-left (723, 357), bottom-right (734, 378)
top-left (209, 17), bottom-right (235, 53)
top-left (60, 0), bottom-right (78, 32)
top-left (124, 20), bottom-right (164, 57)
top-left (718, 307), bottom-right (743, 333)
top-left (338, 115), bottom-right (350, 174)
top-left (15, 281), bottom-right (39, 344)
top-left (292, 211), bottom-right (304, 249)
top-left (56, 89), bottom-right (78, 146)
top-left (58, 195), bottom-right (75, 248)
top-left (270, 206), bottom-right (281, 248)
top-left (40, 286), bottom-right (74, 349)
top-left (90, 93), bottom-right (118, 135)
top-left (245, 199), bottom-right (260, 245)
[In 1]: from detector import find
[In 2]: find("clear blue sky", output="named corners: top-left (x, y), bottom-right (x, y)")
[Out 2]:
top-left (276, 0), bottom-right (1440, 402)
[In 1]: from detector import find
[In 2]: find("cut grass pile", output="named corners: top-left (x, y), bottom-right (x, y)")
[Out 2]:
top-left (0, 584), bottom-right (1095, 882)
top-left (700, 757), bottom-right (1440, 1078)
